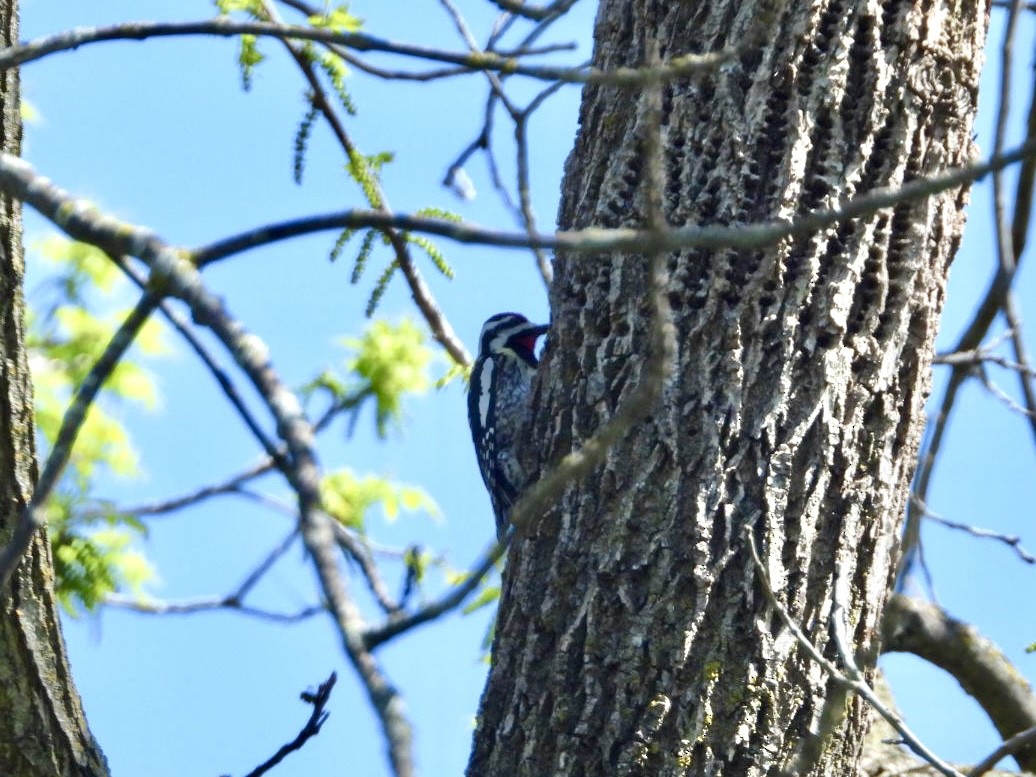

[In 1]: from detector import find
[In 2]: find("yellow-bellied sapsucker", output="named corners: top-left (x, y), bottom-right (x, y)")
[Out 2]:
top-left (467, 312), bottom-right (548, 540)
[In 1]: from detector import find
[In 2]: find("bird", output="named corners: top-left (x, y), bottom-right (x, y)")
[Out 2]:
top-left (467, 312), bottom-right (549, 540)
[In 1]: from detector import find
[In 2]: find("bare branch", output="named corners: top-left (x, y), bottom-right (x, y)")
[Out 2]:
top-left (105, 594), bottom-right (324, 623)
top-left (745, 533), bottom-right (966, 777)
top-left (484, 0), bottom-right (581, 21)
top-left (240, 672), bottom-right (337, 777)
top-left (883, 594), bottom-right (1036, 773)
top-left (190, 140), bottom-right (1036, 261)
top-left (330, 522), bottom-right (402, 616)
top-left (989, 0), bottom-right (1036, 444)
top-left (970, 726), bottom-right (1036, 777)
top-left (112, 460), bottom-right (278, 518)
top-left (111, 254), bottom-right (288, 470)
top-left (363, 537), bottom-right (507, 650)
top-left (0, 18), bottom-right (730, 86)
top-left (914, 498), bottom-right (1036, 564)
top-left (904, 20), bottom-right (1036, 582)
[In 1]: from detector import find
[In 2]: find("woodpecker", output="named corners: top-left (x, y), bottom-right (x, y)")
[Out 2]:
top-left (467, 312), bottom-right (548, 540)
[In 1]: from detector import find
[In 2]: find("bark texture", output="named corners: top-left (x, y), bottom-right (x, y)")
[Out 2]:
top-left (0, 1), bottom-right (109, 773)
top-left (469, 0), bottom-right (988, 774)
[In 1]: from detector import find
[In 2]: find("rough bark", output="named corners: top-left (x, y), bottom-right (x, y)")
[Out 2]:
top-left (469, 0), bottom-right (988, 774)
top-left (0, 1), bottom-right (109, 773)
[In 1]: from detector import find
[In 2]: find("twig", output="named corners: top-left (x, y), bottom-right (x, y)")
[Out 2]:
top-left (990, 0), bottom-right (1036, 445)
top-left (105, 594), bottom-right (324, 623)
top-left (484, 0), bottom-right (581, 21)
top-left (933, 345), bottom-right (1036, 375)
top-left (241, 672), bottom-right (337, 777)
top-left (991, 0), bottom-right (1036, 9)
top-left (914, 497), bottom-right (1035, 563)
top-left (363, 536), bottom-right (508, 650)
top-left (111, 460), bottom-right (277, 518)
top-left (970, 725), bottom-right (1036, 776)
top-left (278, 0), bottom-right (576, 81)
top-left (436, 0), bottom-right (559, 284)
top-left (330, 522), bottom-right (402, 615)
top-left (905, 8), bottom-right (1036, 581)
top-left (105, 503), bottom-right (305, 616)
top-left (111, 254), bottom-right (288, 470)
top-left (745, 531), bottom-right (966, 777)
top-left (976, 355), bottom-right (1036, 418)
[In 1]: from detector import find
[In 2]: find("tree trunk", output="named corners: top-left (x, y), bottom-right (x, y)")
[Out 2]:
top-left (469, 0), bottom-right (987, 774)
top-left (0, 1), bottom-right (109, 773)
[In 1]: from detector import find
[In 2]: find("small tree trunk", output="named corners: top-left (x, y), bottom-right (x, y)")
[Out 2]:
top-left (0, 2), bottom-right (109, 773)
top-left (469, 0), bottom-right (987, 774)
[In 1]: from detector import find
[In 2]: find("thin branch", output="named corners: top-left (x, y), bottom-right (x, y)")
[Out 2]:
top-left (111, 254), bottom-right (288, 470)
top-left (241, 672), bottom-right (337, 777)
top-left (0, 18), bottom-right (731, 86)
top-left (436, 0), bottom-right (558, 284)
top-left (257, 0), bottom-right (471, 368)
top-left (989, 0), bottom-right (1036, 445)
top-left (105, 594), bottom-right (324, 623)
top-left (905, 13), bottom-right (1036, 580)
top-left (883, 594), bottom-right (1036, 773)
top-left (188, 140), bottom-right (1036, 262)
top-left (510, 41), bottom-right (676, 535)
top-left (104, 527), bottom-right (318, 623)
top-left (484, 0), bottom-right (581, 21)
top-left (976, 355), bottom-right (1036, 419)
top-left (745, 532), bottom-right (966, 777)
top-left (112, 460), bottom-right (277, 518)
top-left (914, 497), bottom-right (1036, 564)
top-left (278, 0), bottom-right (575, 82)
top-left (513, 81), bottom-right (567, 286)
top-left (330, 522), bottom-right (401, 615)
top-left (933, 343), bottom-right (1036, 375)
top-left (363, 537), bottom-right (508, 650)
top-left (237, 528), bottom-right (303, 600)
top-left (970, 725), bottom-right (1036, 777)
top-left (0, 292), bottom-right (159, 593)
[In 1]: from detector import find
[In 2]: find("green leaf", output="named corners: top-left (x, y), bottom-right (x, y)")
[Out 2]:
top-left (294, 103), bottom-right (319, 184)
top-left (321, 468), bottom-right (437, 529)
top-left (308, 7), bottom-right (364, 32)
top-left (365, 259), bottom-right (398, 318)
top-left (463, 585), bottom-right (501, 615)
top-left (49, 497), bottom-right (154, 616)
top-left (238, 34), bottom-right (265, 92)
top-left (317, 51), bottom-right (357, 116)
top-left (405, 233), bottom-right (455, 279)
top-left (341, 319), bottom-right (432, 435)
top-left (215, 0), bottom-right (264, 14)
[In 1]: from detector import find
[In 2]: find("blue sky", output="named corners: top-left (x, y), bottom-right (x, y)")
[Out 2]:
top-left (17, 2), bottom-right (1036, 775)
